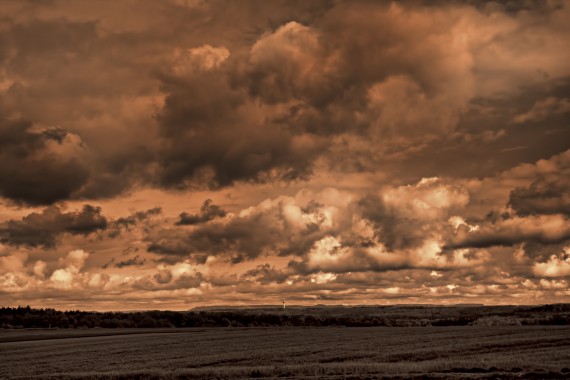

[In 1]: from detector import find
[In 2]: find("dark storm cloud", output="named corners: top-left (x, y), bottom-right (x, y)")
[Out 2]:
top-left (446, 215), bottom-right (570, 249)
top-left (357, 195), bottom-right (425, 251)
top-left (148, 211), bottom-right (284, 263)
top-left (155, 69), bottom-right (321, 190)
top-left (5, 18), bottom-right (97, 58)
top-left (151, 0), bottom-right (491, 189)
top-left (277, 226), bottom-right (331, 258)
top-left (383, 81), bottom-right (570, 184)
top-left (287, 250), bottom-right (411, 276)
top-left (115, 255), bottom-right (146, 269)
top-left (176, 199), bottom-right (226, 225)
top-left (114, 207), bottom-right (162, 229)
top-left (508, 152), bottom-right (570, 216)
top-left (522, 242), bottom-right (567, 263)
top-left (1, 0), bottom-right (569, 204)
top-left (421, 0), bottom-right (564, 13)
top-left (107, 207), bottom-right (162, 238)
top-left (442, 151), bottom-right (570, 250)
top-left (0, 205), bottom-right (107, 248)
top-left (0, 116), bottom-right (89, 205)
top-left (242, 264), bottom-right (289, 284)
top-left (0, 16), bottom-right (165, 205)
top-left (102, 253), bottom-right (147, 269)
top-left (509, 179), bottom-right (570, 217)
top-left (113, 255), bottom-right (146, 268)
top-left (148, 197), bottom-right (334, 263)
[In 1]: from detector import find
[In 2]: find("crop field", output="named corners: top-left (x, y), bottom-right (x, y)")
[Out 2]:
top-left (2, 326), bottom-right (570, 379)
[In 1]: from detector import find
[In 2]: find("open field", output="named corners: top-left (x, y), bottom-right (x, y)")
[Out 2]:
top-left (2, 326), bottom-right (570, 379)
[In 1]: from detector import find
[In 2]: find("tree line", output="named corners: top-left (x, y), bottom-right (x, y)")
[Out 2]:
top-left (1, 305), bottom-right (569, 329)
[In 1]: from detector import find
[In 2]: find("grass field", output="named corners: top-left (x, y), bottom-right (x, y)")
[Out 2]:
top-left (2, 326), bottom-right (570, 379)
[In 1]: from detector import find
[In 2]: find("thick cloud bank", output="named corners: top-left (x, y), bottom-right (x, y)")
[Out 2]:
top-left (0, 0), bottom-right (569, 310)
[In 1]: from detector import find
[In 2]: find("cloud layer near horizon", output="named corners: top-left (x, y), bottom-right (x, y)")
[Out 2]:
top-left (0, 0), bottom-right (569, 310)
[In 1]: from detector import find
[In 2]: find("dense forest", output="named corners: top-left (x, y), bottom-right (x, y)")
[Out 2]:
top-left (2, 304), bottom-right (570, 329)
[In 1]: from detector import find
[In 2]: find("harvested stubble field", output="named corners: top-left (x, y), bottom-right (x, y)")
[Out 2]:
top-left (1, 326), bottom-right (570, 379)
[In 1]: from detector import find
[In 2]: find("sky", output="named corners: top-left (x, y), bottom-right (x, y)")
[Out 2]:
top-left (0, 0), bottom-right (569, 311)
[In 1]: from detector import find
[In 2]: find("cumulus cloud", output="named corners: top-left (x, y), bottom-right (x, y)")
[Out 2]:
top-left (58, 249), bottom-right (89, 270)
top-left (32, 260), bottom-right (47, 278)
top-left (147, 177), bottom-right (482, 275)
top-left (0, 251), bottom-right (28, 274)
top-left (366, 75), bottom-right (464, 150)
top-left (351, 178), bottom-right (470, 254)
top-left (382, 177), bottom-right (470, 220)
top-left (533, 249), bottom-right (570, 278)
top-left (50, 249), bottom-right (90, 290)
top-left (247, 21), bottom-right (328, 104)
top-left (134, 260), bottom-right (203, 291)
top-left (289, 235), bottom-right (408, 275)
top-left (172, 45), bottom-right (230, 73)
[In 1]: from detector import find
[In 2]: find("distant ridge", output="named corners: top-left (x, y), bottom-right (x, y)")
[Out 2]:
top-left (454, 303), bottom-right (485, 307)
top-left (191, 304), bottom-right (321, 311)
top-left (191, 303), bottom-right (487, 311)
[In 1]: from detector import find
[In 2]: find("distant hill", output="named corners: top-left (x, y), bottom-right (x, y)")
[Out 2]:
top-left (192, 303), bottom-right (485, 312)
top-left (192, 304), bottom-right (351, 311)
